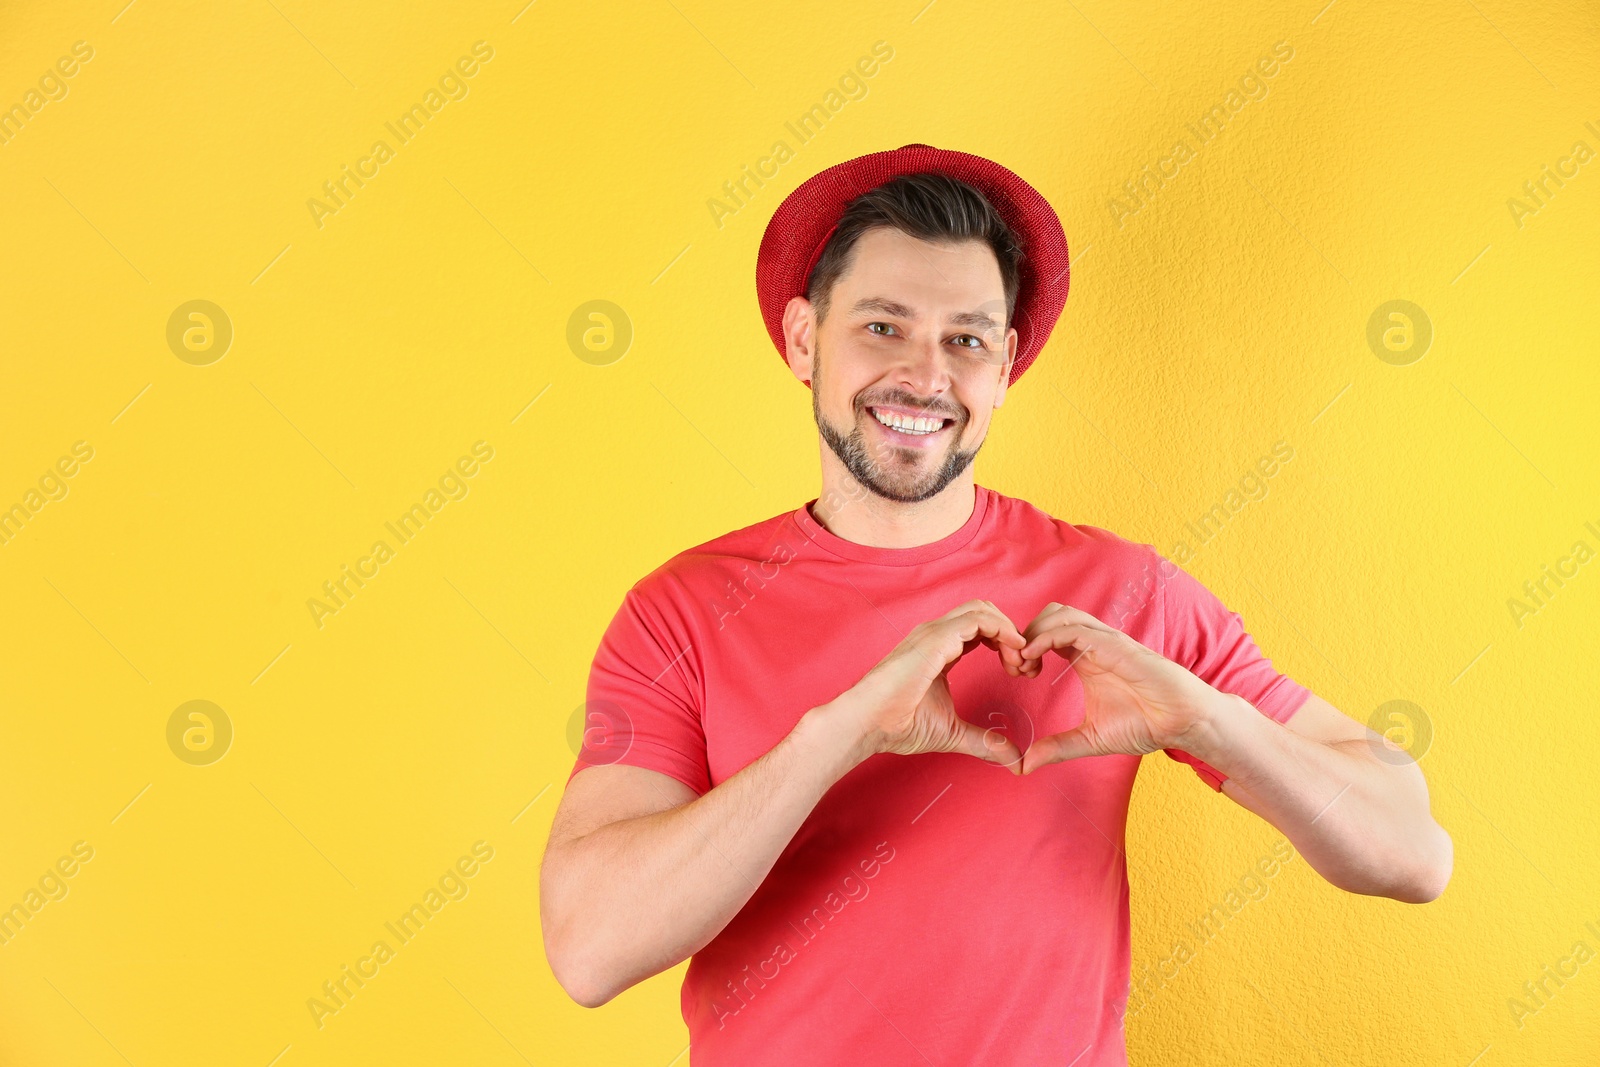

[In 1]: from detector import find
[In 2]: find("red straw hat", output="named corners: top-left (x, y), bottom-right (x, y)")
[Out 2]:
top-left (756, 143), bottom-right (1070, 387)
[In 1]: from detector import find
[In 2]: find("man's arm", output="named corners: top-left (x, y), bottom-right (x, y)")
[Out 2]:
top-left (541, 709), bottom-right (868, 1008)
top-left (1014, 603), bottom-right (1453, 904)
top-left (540, 600), bottom-right (1029, 1007)
top-left (1190, 691), bottom-right (1453, 903)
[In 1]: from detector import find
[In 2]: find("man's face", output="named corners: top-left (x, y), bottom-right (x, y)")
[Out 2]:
top-left (791, 227), bottom-right (1018, 503)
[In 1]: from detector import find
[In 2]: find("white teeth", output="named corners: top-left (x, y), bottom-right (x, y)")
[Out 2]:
top-left (871, 408), bottom-right (947, 435)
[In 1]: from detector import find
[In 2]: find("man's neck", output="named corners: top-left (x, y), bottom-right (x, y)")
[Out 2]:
top-left (810, 455), bottom-right (977, 549)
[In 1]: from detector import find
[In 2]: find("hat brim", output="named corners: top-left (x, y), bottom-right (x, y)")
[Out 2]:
top-left (755, 143), bottom-right (1069, 387)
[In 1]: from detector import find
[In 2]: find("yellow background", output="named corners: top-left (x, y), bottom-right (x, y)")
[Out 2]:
top-left (1, 0), bottom-right (1596, 1063)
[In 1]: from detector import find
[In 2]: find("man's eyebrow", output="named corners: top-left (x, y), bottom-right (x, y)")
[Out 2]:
top-left (947, 309), bottom-right (1004, 331)
top-left (849, 297), bottom-right (917, 319)
top-left (849, 297), bottom-right (1004, 331)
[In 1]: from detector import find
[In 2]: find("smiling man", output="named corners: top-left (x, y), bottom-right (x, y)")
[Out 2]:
top-left (540, 144), bottom-right (1452, 1065)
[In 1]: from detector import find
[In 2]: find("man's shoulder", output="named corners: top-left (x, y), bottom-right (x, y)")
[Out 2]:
top-left (984, 486), bottom-right (1164, 566)
top-left (627, 504), bottom-right (804, 602)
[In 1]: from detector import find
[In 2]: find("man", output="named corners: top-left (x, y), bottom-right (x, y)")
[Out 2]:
top-left (540, 143), bottom-right (1452, 1065)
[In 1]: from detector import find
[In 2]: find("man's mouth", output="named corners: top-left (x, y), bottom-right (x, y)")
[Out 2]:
top-left (866, 404), bottom-right (956, 439)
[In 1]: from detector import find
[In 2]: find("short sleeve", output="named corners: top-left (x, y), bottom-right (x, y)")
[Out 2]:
top-left (1156, 553), bottom-right (1312, 791)
top-left (567, 585), bottom-right (711, 796)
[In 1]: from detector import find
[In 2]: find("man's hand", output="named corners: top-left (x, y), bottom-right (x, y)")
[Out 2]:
top-left (548, 602), bottom-right (1035, 1006)
top-left (824, 599), bottom-right (1031, 773)
top-left (1015, 602), bottom-right (1224, 775)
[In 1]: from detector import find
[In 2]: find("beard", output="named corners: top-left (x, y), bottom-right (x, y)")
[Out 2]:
top-left (811, 349), bottom-right (980, 504)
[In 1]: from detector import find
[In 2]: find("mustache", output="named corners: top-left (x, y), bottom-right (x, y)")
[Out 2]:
top-left (857, 392), bottom-right (965, 422)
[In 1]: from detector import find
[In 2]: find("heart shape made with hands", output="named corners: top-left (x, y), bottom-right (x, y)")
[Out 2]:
top-left (984, 601), bottom-right (1221, 777)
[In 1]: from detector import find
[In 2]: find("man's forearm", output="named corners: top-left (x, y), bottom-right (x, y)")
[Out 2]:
top-left (1176, 694), bottom-right (1451, 902)
top-left (543, 704), bottom-right (867, 1005)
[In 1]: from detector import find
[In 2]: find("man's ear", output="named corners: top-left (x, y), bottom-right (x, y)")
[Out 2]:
top-left (993, 326), bottom-right (1019, 408)
top-left (781, 295), bottom-right (817, 386)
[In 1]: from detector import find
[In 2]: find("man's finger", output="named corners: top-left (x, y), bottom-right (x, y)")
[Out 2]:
top-left (942, 607), bottom-right (1026, 659)
top-left (1022, 602), bottom-right (1118, 641)
top-left (1020, 602), bottom-right (1065, 642)
top-left (965, 610), bottom-right (1029, 677)
top-left (966, 605), bottom-right (1027, 648)
top-left (938, 598), bottom-right (1010, 624)
top-left (969, 624), bottom-right (1027, 674)
top-left (949, 715), bottom-right (1023, 774)
top-left (965, 632), bottom-right (1025, 676)
top-left (1021, 729), bottom-right (1098, 774)
top-left (1018, 620), bottom-right (1106, 663)
top-left (938, 601), bottom-right (1025, 645)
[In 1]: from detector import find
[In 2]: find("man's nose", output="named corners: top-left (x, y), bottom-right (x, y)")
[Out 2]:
top-left (893, 332), bottom-right (952, 399)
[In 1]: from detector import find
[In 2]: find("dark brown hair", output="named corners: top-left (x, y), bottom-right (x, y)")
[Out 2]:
top-left (804, 171), bottom-right (1023, 327)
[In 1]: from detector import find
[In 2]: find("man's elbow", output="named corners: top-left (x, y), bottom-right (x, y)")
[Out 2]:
top-left (1390, 824), bottom-right (1454, 903)
top-left (546, 934), bottom-right (624, 1009)
top-left (554, 966), bottom-right (620, 1010)
top-left (542, 894), bottom-right (623, 1007)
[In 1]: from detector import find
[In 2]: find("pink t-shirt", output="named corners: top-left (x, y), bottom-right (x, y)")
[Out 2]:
top-left (567, 485), bottom-right (1310, 1065)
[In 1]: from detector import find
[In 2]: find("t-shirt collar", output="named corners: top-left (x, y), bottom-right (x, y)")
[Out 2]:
top-left (790, 485), bottom-right (992, 566)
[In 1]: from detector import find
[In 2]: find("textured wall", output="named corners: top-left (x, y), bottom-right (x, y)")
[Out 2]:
top-left (1, 0), bottom-right (1595, 1064)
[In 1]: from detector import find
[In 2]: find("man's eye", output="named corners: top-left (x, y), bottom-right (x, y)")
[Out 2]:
top-left (866, 322), bottom-right (897, 336)
top-left (951, 334), bottom-right (985, 349)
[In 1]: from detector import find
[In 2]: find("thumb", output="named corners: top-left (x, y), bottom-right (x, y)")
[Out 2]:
top-left (948, 716), bottom-right (1023, 774)
top-left (1021, 729), bottom-right (1100, 775)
